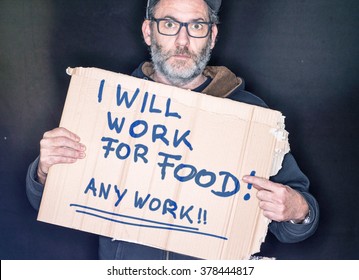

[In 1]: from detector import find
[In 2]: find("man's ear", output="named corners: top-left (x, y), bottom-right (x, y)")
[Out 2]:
top-left (210, 24), bottom-right (218, 49)
top-left (142, 20), bottom-right (152, 46)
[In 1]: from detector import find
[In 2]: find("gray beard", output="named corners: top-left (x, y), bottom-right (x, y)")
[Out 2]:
top-left (150, 35), bottom-right (212, 87)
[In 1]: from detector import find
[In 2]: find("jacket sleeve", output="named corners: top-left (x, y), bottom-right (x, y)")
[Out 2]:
top-left (268, 153), bottom-right (319, 243)
top-left (228, 89), bottom-right (319, 243)
top-left (26, 156), bottom-right (44, 211)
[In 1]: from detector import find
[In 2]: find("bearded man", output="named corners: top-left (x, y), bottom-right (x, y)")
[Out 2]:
top-left (26, 0), bottom-right (319, 259)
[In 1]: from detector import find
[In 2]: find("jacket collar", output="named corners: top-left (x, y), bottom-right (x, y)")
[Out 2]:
top-left (141, 62), bottom-right (243, 98)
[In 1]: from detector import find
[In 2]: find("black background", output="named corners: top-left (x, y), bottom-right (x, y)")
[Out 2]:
top-left (0, 0), bottom-right (358, 260)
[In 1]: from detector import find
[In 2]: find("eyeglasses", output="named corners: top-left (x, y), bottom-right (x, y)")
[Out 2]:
top-left (151, 17), bottom-right (213, 38)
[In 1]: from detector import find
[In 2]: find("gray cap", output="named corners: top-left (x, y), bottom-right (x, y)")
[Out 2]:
top-left (146, 0), bottom-right (222, 18)
top-left (205, 0), bottom-right (222, 12)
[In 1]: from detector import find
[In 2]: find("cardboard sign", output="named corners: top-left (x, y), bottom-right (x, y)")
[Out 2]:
top-left (38, 67), bottom-right (290, 259)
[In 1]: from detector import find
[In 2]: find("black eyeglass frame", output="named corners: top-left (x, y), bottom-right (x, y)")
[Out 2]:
top-left (150, 17), bottom-right (213, 38)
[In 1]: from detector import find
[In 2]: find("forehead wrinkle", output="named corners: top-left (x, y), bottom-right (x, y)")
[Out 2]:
top-left (161, 16), bottom-right (207, 22)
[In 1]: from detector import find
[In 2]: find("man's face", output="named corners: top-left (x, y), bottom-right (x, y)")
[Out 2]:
top-left (142, 0), bottom-right (218, 86)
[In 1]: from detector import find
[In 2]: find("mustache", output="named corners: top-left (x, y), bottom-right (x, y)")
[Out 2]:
top-left (172, 47), bottom-right (193, 57)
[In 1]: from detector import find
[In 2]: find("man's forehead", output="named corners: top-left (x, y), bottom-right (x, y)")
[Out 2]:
top-left (153, 0), bottom-right (209, 20)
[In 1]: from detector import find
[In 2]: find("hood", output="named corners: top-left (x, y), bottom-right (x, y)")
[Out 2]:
top-left (202, 66), bottom-right (243, 98)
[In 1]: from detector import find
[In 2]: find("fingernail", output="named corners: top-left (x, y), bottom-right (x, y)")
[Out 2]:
top-left (243, 175), bottom-right (251, 181)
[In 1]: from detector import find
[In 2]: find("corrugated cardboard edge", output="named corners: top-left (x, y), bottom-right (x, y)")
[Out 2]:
top-left (270, 116), bottom-right (290, 176)
top-left (247, 112), bottom-right (289, 259)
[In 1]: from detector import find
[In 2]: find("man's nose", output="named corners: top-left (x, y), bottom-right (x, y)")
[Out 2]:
top-left (175, 25), bottom-right (190, 47)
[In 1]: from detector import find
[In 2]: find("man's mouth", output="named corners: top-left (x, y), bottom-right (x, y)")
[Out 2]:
top-left (173, 54), bottom-right (191, 59)
top-left (172, 48), bottom-right (192, 59)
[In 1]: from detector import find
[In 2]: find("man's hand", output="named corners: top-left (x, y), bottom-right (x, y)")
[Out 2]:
top-left (37, 127), bottom-right (86, 185)
top-left (242, 175), bottom-right (309, 223)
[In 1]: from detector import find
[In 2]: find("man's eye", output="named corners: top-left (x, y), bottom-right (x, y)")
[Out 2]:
top-left (164, 21), bottom-right (176, 28)
top-left (191, 23), bottom-right (203, 30)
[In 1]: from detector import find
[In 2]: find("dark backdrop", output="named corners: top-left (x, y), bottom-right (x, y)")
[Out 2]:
top-left (0, 0), bottom-right (358, 260)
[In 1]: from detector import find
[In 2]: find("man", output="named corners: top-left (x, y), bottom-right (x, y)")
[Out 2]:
top-left (26, 0), bottom-right (319, 259)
